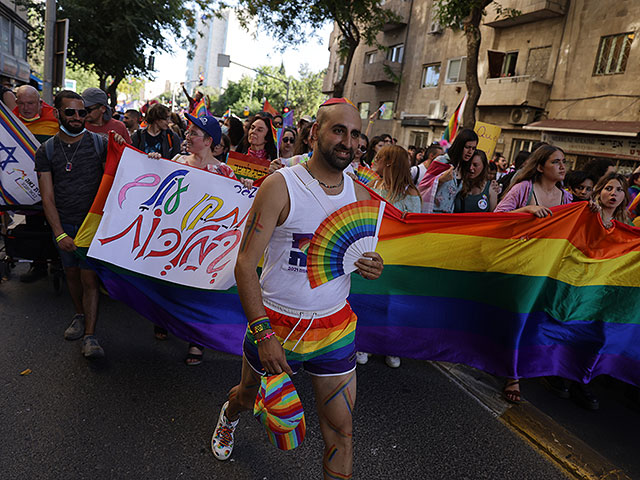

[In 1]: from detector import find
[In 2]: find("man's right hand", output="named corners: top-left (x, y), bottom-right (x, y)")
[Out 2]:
top-left (258, 334), bottom-right (293, 375)
top-left (57, 236), bottom-right (76, 252)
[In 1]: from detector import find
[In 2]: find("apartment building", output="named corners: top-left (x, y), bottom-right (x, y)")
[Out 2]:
top-left (0, 0), bottom-right (31, 86)
top-left (322, 0), bottom-right (640, 172)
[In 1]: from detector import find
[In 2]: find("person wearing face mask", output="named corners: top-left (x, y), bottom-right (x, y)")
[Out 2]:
top-left (35, 90), bottom-right (127, 359)
top-left (222, 116), bottom-right (244, 151)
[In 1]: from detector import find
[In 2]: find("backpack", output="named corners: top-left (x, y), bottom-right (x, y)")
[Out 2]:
top-left (43, 131), bottom-right (106, 163)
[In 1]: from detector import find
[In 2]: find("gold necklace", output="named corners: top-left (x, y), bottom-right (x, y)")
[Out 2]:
top-left (304, 163), bottom-right (344, 189)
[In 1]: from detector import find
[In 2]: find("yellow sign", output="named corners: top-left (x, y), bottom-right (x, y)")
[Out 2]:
top-left (474, 121), bottom-right (502, 159)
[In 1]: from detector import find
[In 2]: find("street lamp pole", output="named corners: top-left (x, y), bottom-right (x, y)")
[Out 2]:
top-left (217, 54), bottom-right (290, 102)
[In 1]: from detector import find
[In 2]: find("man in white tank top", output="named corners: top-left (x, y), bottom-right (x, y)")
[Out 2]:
top-left (211, 99), bottom-right (384, 479)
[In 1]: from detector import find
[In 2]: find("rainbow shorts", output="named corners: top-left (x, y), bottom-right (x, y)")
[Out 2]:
top-left (243, 300), bottom-right (357, 377)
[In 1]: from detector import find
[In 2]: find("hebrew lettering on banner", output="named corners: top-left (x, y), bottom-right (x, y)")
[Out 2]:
top-left (88, 148), bottom-right (254, 290)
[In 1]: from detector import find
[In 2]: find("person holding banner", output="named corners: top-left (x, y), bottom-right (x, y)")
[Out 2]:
top-left (237, 115), bottom-right (277, 161)
top-left (211, 98), bottom-right (384, 480)
top-left (35, 90), bottom-right (127, 359)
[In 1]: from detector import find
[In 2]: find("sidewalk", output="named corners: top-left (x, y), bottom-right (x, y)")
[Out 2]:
top-left (435, 362), bottom-right (639, 480)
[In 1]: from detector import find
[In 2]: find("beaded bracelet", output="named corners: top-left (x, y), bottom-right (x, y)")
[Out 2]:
top-left (256, 331), bottom-right (276, 344)
top-left (55, 233), bottom-right (68, 243)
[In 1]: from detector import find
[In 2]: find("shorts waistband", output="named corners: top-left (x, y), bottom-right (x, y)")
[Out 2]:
top-left (262, 298), bottom-right (347, 319)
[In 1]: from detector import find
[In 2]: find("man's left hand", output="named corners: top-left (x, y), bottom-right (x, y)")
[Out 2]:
top-left (355, 252), bottom-right (384, 280)
top-left (112, 132), bottom-right (126, 144)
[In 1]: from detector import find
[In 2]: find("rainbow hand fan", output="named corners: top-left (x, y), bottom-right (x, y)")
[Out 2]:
top-left (307, 200), bottom-right (385, 289)
top-left (355, 165), bottom-right (381, 185)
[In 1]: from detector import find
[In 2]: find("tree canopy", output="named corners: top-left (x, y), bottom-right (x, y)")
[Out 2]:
top-left (21, 0), bottom-right (214, 106)
top-left (210, 64), bottom-right (326, 118)
top-left (232, 0), bottom-right (399, 97)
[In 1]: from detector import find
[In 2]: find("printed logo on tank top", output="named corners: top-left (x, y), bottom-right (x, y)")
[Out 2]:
top-left (284, 232), bottom-right (313, 273)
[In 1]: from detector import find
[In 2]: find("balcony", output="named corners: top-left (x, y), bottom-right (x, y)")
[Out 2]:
top-left (477, 75), bottom-right (551, 109)
top-left (362, 60), bottom-right (401, 86)
top-left (484, 0), bottom-right (568, 28)
top-left (381, 0), bottom-right (411, 31)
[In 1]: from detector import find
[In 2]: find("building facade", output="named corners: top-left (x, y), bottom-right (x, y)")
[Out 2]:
top-left (0, 0), bottom-right (31, 86)
top-left (322, 0), bottom-right (640, 173)
top-left (185, 11), bottom-right (230, 91)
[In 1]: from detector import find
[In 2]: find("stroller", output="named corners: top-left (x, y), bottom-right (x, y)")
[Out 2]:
top-left (0, 204), bottom-right (64, 293)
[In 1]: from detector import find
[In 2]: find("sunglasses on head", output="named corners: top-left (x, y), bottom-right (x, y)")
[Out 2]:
top-left (61, 108), bottom-right (88, 117)
top-left (282, 137), bottom-right (295, 144)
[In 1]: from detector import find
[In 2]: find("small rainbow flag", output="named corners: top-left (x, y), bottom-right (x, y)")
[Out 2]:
top-left (222, 108), bottom-right (231, 119)
top-left (192, 99), bottom-right (207, 118)
top-left (282, 110), bottom-right (294, 128)
top-left (441, 93), bottom-right (467, 144)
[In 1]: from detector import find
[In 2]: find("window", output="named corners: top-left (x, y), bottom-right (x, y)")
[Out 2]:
top-left (0, 16), bottom-right (11, 54)
top-left (593, 32), bottom-right (634, 75)
top-left (336, 64), bottom-right (344, 82)
top-left (379, 101), bottom-right (394, 120)
top-left (358, 102), bottom-right (370, 120)
top-left (501, 52), bottom-right (518, 77)
top-left (412, 131), bottom-right (431, 148)
top-left (445, 57), bottom-right (467, 83)
top-left (526, 46), bottom-right (552, 79)
top-left (365, 52), bottom-right (376, 64)
top-left (421, 64), bottom-right (440, 88)
top-left (13, 26), bottom-right (26, 60)
top-left (386, 44), bottom-right (404, 63)
top-left (510, 139), bottom-right (535, 163)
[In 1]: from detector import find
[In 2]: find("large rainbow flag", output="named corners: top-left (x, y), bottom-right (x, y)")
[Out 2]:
top-left (76, 138), bottom-right (640, 387)
top-left (441, 93), bottom-right (467, 145)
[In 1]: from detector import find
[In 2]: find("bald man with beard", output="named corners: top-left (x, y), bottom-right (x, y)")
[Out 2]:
top-left (210, 98), bottom-right (384, 479)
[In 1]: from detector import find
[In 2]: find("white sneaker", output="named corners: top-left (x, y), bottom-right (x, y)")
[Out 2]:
top-left (211, 401), bottom-right (239, 460)
top-left (385, 356), bottom-right (401, 368)
top-left (356, 351), bottom-right (369, 365)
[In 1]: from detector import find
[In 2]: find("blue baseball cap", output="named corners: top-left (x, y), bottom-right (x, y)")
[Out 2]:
top-left (184, 113), bottom-right (222, 145)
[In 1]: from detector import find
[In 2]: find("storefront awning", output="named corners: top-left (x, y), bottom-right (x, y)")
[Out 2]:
top-left (523, 119), bottom-right (640, 138)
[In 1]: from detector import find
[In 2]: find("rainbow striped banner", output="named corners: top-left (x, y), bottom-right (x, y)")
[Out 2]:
top-left (75, 141), bottom-right (640, 387)
top-left (0, 100), bottom-right (41, 205)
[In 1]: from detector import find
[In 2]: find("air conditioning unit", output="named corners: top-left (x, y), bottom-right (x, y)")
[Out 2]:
top-left (428, 20), bottom-right (442, 34)
top-left (427, 100), bottom-right (443, 119)
top-left (509, 107), bottom-right (536, 125)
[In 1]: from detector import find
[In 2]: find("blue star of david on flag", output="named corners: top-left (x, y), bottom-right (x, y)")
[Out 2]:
top-left (0, 142), bottom-right (19, 171)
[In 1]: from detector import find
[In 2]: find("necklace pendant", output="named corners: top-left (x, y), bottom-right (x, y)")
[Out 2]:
top-left (65, 162), bottom-right (72, 172)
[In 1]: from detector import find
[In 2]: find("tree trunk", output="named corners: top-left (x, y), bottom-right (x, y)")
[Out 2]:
top-left (332, 38), bottom-right (358, 99)
top-left (106, 74), bottom-right (123, 109)
top-left (462, 5), bottom-right (486, 130)
top-left (98, 75), bottom-right (107, 92)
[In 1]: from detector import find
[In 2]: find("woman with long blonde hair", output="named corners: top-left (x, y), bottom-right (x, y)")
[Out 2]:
top-left (370, 145), bottom-right (421, 214)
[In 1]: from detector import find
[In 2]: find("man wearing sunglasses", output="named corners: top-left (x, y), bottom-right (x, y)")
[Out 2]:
top-left (35, 90), bottom-right (126, 360)
top-left (81, 87), bottom-right (131, 144)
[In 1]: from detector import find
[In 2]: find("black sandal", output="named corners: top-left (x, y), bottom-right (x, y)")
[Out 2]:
top-left (502, 379), bottom-right (523, 404)
top-left (154, 326), bottom-right (168, 341)
top-left (184, 343), bottom-right (204, 366)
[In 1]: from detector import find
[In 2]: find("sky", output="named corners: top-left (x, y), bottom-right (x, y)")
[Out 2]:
top-left (146, 19), bottom-right (333, 99)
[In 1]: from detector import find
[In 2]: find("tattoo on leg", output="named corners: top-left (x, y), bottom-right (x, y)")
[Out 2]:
top-left (325, 417), bottom-right (352, 439)
top-left (327, 445), bottom-right (338, 462)
top-left (239, 211), bottom-right (263, 252)
top-left (323, 460), bottom-right (352, 480)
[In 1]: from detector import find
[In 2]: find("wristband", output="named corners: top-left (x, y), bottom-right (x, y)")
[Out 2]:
top-left (249, 315), bottom-right (269, 329)
top-left (256, 331), bottom-right (276, 344)
top-left (56, 233), bottom-right (68, 243)
top-left (251, 322), bottom-right (272, 336)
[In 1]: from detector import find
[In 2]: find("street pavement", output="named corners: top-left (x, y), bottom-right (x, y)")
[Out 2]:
top-left (2, 263), bottom-right (570, 480)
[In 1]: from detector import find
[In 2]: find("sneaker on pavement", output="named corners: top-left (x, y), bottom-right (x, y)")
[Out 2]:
top-left (64, 314), bottom-right (85, 341)
top-left (211, 401), bottom-right (239, 461)
top-left (355, 351), bottom-right (369, 365)
top-left (385, 356), bottom-right (401, 368)
top-left (81, 335), bottom-right (105, 359)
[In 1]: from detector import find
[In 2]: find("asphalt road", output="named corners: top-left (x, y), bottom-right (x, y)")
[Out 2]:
top-left (1, 263), bottom-right (568, 480)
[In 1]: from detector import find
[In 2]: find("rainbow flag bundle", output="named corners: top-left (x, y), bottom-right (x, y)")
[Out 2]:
top-left (75, 141), bottom-right (640, 387)
top-left (441, 93), bottom-right (467, 145)
top-left (191, 99), bottom-right (208, 118)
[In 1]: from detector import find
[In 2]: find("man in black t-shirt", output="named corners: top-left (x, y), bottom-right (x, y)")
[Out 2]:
top-left (35, 90), bottom-right (125, 359)
top-left (131, 103), bottom-right (181, 159)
